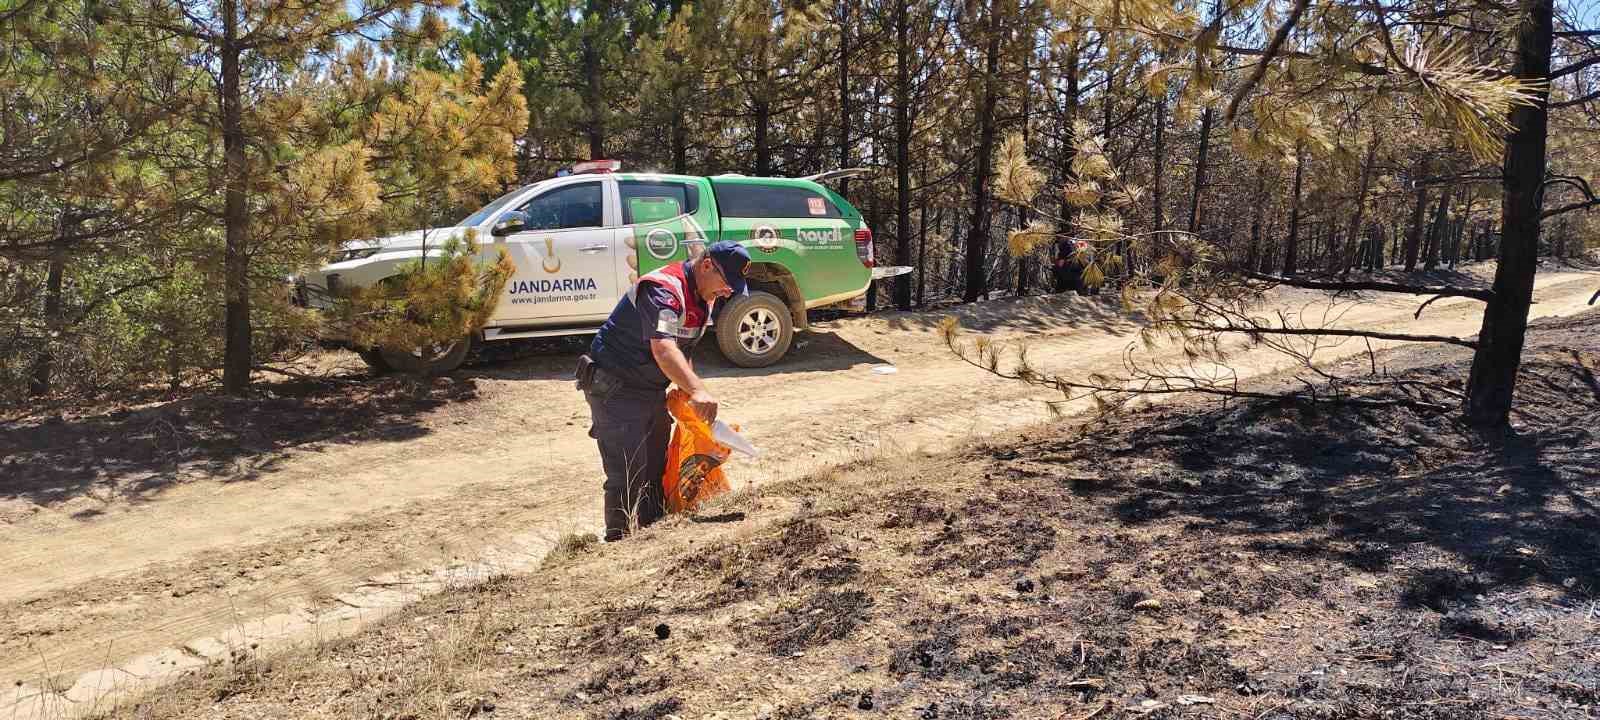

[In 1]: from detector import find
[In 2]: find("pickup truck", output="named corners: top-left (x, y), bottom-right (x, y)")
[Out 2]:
top-left (295, 162), bottom-right (907, 374)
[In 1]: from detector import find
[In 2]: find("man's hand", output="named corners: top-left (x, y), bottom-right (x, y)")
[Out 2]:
top-left (651, 338), bottom-right (717, 421)
top-left (688, 388), bottom-right (719, 423)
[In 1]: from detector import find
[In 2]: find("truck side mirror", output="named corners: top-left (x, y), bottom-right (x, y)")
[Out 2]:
top-left (492, 210), bottom-right (528, 237)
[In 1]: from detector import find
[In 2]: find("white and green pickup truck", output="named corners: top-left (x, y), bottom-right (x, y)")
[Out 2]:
top-left (294, 162), bottom-right (909, 374)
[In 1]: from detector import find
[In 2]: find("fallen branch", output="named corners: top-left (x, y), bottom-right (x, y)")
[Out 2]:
top-left (1244, 271), bottom-right (1492, 301)
top-left (1057, 701), bottom-right (1110, 720)
top-left (251, 364), bottom-right (364, 384)
top-left (1306, 360), bottom-right (1468, 401)
top-left (1173, 320), bottom-right (1480, 349)
top-left (947, 334), bottom-right (1455, 414)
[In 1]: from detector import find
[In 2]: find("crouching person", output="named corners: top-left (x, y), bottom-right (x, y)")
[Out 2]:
top-left (574, 241), bottom-right (750, 541)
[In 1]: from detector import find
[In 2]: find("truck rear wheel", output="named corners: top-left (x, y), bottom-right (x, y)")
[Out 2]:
top-left (377, 335), bottom-right (472, 376)
top-left (716, 291), bottom-right (793, 368)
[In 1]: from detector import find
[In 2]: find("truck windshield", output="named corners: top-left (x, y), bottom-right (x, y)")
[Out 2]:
top-left (456, 185), bottom-right (532, 227)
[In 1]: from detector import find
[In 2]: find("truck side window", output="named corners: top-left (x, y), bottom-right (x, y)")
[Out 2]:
top-left (517, 182), bottom-right (603, 230)
top-left (710, 183), bottom-right (843, 219)
top-left (619, 181), bottom-right (699, 224)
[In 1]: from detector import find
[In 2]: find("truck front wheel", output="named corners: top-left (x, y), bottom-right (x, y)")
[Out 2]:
top-left (716, 291), bottom-right (793, 368)
top-left (377, 335), bottom-right (473, 376)
top-left (357, 348), bottom-right (392, 375)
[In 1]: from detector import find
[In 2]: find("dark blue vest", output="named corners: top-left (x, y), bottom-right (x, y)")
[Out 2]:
top-left (588, 262), bottom-right (709, 390)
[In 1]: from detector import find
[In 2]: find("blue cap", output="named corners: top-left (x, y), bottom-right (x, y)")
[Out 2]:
top-left (707, 240), bottom-right (750, 296)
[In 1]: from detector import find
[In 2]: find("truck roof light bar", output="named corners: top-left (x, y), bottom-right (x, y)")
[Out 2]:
top-left (571, 159), bottom-right (621, 175)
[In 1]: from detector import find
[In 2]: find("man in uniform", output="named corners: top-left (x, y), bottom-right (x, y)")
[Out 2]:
top-left (575, 241), bottom-right (751, 541)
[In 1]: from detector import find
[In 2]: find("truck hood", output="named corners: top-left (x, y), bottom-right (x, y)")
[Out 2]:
top-left (352, 227), bottom-right (471, 253)
top-left (325, 227), bottom-right (473, 266)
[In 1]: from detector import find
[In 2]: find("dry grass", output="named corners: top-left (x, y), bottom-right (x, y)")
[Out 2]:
top-left (104, 575), bottom-right (519, 720)
top-left (542, 532), bottom-right (600, 569)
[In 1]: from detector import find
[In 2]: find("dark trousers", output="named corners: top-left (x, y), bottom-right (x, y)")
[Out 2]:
top-left (583, 372), bottom-right (669, 541)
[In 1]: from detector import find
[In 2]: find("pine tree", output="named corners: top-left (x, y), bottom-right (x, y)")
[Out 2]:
top-left (118, 0), bottom-right (526, 394)
top-left (1, 0), bottom-right (193, 397)
top-left (463, 0), bottom-right (662, 174)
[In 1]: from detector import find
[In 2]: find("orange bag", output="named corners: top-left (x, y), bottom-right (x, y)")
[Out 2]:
top-left (662, 388), bottom-right (735, 513)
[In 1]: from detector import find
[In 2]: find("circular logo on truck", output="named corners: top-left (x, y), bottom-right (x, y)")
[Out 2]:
top-left (750, 224), bottom-right (781, 254)
top-left (645, 228), bottom-right (679, 260)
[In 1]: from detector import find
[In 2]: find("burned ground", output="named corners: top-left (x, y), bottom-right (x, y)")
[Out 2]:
top-left (101, 311), bottom-right (1600, 720)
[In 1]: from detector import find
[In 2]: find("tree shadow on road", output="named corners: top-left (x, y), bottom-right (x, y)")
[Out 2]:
top-left (698, 330), bottom-right (893, 378)
top-left (0, 375), bottom-right (474, 515)
top-left (458, 329), bottom-right (893, 382)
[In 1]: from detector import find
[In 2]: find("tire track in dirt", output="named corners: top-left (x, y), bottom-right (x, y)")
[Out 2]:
top-left (3, 268), bottom-right (1596, 719)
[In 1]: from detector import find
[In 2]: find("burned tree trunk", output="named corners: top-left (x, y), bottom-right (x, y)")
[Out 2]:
top-left (837, 0), bottom-right (851, 193)
top-left (918, 194), bottom-right (933, 306)
top-left (1403, 174), bottom-right (1429, 273)
top-left (1448, 197), bottom-right (1471, 268)
top-left (1247, 162), bottom-right (1267, 272)
top-left (892, 0), bottom-right (913, 309)
top-left (1424, 185), bottom-right (1452, 270)
top-left (964, 15), bottom-right (1003, 303)
top-left (220, 0), bottom-right (252, 395)
top-left (1342, 136), bottom-right (1378, 277)
top-left (1015, 48), bottom-right (1034, 297)
top-left (581, 3), bottom-right (606, 159)
top-left (1151, 71), bottom-right (1166, 239)
top-left (1283, 143), bottom-right (1306, 276)
top-left (1188, 107), bottom-right (1213, 236)
top-left (28, 245), bottom-right (66, 397)
top-left (1465, 0), bottom-right (1553, 428)
top-left (1055, 39), bottom-right (1083, 294)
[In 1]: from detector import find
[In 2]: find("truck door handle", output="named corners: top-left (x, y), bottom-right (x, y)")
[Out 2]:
top-left (578, 243), bottom-right (608, 254)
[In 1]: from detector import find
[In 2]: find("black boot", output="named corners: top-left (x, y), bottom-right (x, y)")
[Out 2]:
top-left (604, 487), bottom-right (630, 542)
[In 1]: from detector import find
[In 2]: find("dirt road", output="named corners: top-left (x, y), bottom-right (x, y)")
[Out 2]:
top-left (3, 266), bottom-right (1596, 718)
